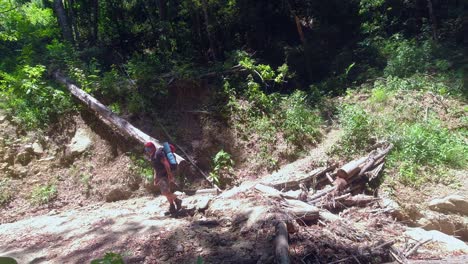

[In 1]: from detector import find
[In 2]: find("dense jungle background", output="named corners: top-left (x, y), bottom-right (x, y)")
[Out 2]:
top-left (0, 0), bottom-right (467, 263)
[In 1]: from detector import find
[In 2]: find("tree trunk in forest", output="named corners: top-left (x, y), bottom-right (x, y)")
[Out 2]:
top-left (427, 0), bottom-right (438, 40)
top-left (91, 0), bottom-right (99, 44)
top-left (66, 0), bottom-right (80, 44)
top-left (200, 0), bottom-right (217, 61)
top-left (286, 0), bottom-right (314, 82)
top-left (157, 0), bottom-right (167, 21)
top-left (294, 15), bottom-right (306, 45)
top-left (53, 0), bottom-right (74, 44)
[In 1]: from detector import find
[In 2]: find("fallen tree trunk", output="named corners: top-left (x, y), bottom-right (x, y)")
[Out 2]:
top-left (283, 198), bottom-right (320, 221)
top-left (53, 71), bottom-right (221, 191)
top-left (357, 143), bottom-right (393, 178)
top-left (336, 157), bottom-right (367, 179)
top-left (275, 221), bottom-right (291, 264)
top-left (266, 166), bottom-right (332, 191)
top-left (54, 71), bottom-right (183, 160)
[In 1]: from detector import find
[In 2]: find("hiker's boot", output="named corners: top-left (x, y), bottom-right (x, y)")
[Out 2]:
top-left (169, 203), bottom-right (176, 214)
top-left (175, 198), bottom-right (182, 211)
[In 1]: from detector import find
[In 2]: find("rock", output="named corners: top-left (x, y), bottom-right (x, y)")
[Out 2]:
top-left (16, 145), bottom-right (34, 165)
top-left (381, 197), bottom-right (404, 220)
top-left (0, 162), bottom-right (10, 171)
top-left (428, 195), bottom-right (468, 216)
top-left (105, 188), bottom-right (132, 202)
top-left (32, 142), bottom-right (44, 155)
top-left (405, 227), bottom-right (468, 252)
top-left (10, 165), bottom-right (28, 178)
top-left (3, 147), bottom-right (15, 165)
top-left (417, 210), bottom-right (468, 241)
top-left (68, 128), bottom-right (92, 155)
top-left (196, 197), bottom-right (212, 211)
top-left (175, 244), bottom-right (184, 253)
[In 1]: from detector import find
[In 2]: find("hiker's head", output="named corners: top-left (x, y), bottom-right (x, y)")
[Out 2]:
top-left (144, 142), bottom-right (156, 156)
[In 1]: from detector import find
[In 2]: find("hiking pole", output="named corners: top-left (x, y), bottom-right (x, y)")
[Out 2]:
top-left (154, 119), bottom-right (222, 193)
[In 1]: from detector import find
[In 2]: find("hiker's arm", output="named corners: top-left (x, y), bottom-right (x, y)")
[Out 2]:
top-left (162, 157), bottom-right (174, 182)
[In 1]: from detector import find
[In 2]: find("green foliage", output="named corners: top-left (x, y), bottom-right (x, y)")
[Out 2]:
top-left (90, 252), bottom-right (124, 264)
top-left (369, 87), bottom-right (389, 103)
top-left (223, 55), bottom-right (323, 171)
top-left (372, 73), bottom-right (463, 96)
top-left (197, 256), bottom-right (204, 264)
top-left (383, 37), bottom-right (433, 77)
top-left (109, 103), bottom-right (122, 115)
top-left (391, 121), bottom-right (467, 168)
top-left (0, 64), bottom-right (75, 128)
top-left (236, 51), bottom-right (292, 84)
top-left (336, 81), bottom-right (466, 187)
top-left (80, 172), bottom-right (92, 196)
top-left (31, 183), bottom-right (57, 205)
top-left (336, 104), bottom-right (373, 155)
top-left (209, 150), bottom-right (235, 187)
top-left (279, 91), bottom-right (322, 147)
top-left (0, 178), bottom-right (13, 206)
top-left (129, 153), bottom-right (153, 181)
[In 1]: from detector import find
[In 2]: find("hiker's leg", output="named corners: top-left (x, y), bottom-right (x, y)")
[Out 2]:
top-left (159, 178), bottom-right (176, 212)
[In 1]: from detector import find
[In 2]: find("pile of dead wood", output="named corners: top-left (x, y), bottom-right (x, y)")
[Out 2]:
top-left (253, 143), bottom-right (416, 264)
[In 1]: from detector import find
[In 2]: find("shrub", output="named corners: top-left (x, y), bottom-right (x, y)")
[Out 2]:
top-left (392, 121), bottom-right (467, 168)
top-left (0, 64), bottom-right (74, 129)
top-left (129, 153), bottom-right (153, 182)
top-left (0, 179), bottom-right (13, 206)
top-left (209, 150), bottom-right (235, 187)
top-left (31, 184), bottom-right (57, 205)
top-left (279, 91), bottom-right (322, 147)
top-left (90, 252), bottom-right (124, 264)
top-left (337, 104), bottom-right (373, 155)
top-left (369, 87), bottom-right (389, 103)
top-left (383, 37), bottom-right (432, 77)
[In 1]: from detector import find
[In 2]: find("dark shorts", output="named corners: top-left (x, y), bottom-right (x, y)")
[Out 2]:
top-left (156, 177), bottom-right (171, 195)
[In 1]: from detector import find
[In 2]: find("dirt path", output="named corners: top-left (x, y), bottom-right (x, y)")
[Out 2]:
top-left (0, 192), bottom-right (273, 264)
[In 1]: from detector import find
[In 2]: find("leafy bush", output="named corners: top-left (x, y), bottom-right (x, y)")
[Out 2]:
top-left (279, 91), bottom-right (322, 147)
top-left (90, 252), bottom-right (124, 264)
top-left (383, 37), bottom-right (432, 77)
top-left (31, 184), bottom-right (57, 205)
top-left (209, 150), bottom-right (235, 187)
top-left (0, 64), bottom-right (75, 128)
top-left (222, 57), bottom-right (323, 171)
top-left (129, 153), bottom-right (153, 181)
top-left (369, 87), bottom-right (389, 103)
top-left (337, 104), bottom-right (373, 155)
top-left (389, 121), bottom-right (467, 182)
top-left (0, 179), bottom-right (13, 206)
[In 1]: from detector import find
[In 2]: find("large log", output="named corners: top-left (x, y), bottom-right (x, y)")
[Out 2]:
top-left (265, 167), bottom-right (331, 191)
top-left (336, 157), bottom-right (367, 179)
top-left (275, 221), bottom-right (291, 264)
top-left (283, 198), bottom-right (320, 221)
top-left (53, 71), bottom-right (184, 161)
top-left (53, 72), bottom-right (221, 191)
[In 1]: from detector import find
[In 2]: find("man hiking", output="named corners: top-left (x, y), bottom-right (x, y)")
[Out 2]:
top-left (144, 141), bottom-right (182, 214)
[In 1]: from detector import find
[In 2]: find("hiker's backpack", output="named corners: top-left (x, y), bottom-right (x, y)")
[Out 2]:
top-left (162, 142), bottom-right (178, 170)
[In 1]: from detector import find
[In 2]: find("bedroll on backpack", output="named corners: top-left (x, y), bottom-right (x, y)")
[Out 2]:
top-left (163, 142), bottom-right (178, 169)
